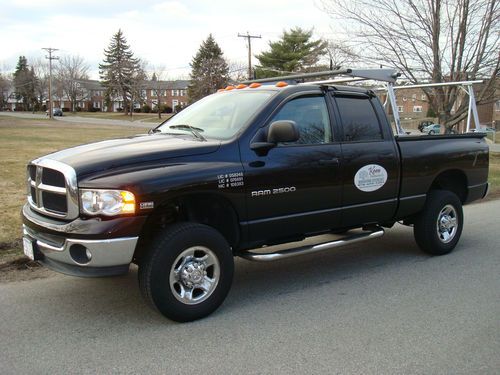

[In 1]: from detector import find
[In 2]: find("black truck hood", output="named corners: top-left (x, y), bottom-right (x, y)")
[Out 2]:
top-left (43, 133), bottom-right (221, 176)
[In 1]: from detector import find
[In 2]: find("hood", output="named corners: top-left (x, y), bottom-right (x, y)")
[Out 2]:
top-left (43, 133), bottom-right (221, 176)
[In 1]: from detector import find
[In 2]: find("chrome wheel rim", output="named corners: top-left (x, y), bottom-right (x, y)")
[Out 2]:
top-left (436, 204), bottom-right (458, 243)
top-left (169, 246), bottom-right (220, 305)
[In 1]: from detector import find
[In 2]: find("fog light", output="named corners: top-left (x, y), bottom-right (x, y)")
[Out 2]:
top-left (69, 244), bottom-right (92, 265)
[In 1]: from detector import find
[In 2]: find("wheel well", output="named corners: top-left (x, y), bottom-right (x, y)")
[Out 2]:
top-left (134, 194), bottom-right (240, 263)
top-left (430, 170), bottom-right (467, 203)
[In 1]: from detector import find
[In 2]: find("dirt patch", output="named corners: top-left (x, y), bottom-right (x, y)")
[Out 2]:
top-left (0, 256), bottom-right (55, 283)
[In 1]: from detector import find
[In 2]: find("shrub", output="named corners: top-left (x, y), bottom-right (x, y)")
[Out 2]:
top-left (62, 108), bottom-right (70, 112)
top-left (142, 104), bottom-right (151, 113)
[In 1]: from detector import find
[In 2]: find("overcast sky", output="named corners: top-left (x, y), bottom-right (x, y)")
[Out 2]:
top-left (0, 0), bottom-right (339, 79)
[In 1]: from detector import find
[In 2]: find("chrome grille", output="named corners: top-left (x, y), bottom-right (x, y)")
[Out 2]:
top-left (27, 159), bottom-right (79, 220)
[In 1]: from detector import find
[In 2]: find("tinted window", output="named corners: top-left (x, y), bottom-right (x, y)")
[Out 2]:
top-left (271, 96), bottom-right (332, 145)
top-left (336, 96), bottom-right (383, 141)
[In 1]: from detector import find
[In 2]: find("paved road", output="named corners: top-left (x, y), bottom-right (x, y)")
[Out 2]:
top-left (1, 201), bottom-right (499, 374)
top-left (0, 112), bottom-right (154, 128)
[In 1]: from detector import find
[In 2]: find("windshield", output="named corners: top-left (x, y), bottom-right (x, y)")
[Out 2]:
top-left (156, 90), bottom-right (274, 139)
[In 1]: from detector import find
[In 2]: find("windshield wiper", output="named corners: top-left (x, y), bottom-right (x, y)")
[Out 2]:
top-left (168, 125), bottom-right (206, 141)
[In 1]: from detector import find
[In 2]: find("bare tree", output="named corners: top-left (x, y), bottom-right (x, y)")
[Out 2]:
top-left (227, 60), bottom-right (248, 82)
top-left (0, 73), bottom-right (11, 110)
top-left (149, 65), bottom-right (169, 119)
top-left (128, 60), bottom-right (148, 117)
top-left (56, 55), bottom-right (89, 112)
top-left (325, 40), bottom-right (359, 68)
top-left (32, 58), bottom-right (50, 110)
top-left (322, 0), bottom-right (500, 129)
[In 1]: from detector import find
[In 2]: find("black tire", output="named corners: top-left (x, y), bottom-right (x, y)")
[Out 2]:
top-left (414, 190), bottom-right (463, 255)
top-left (429, 130), bottom-right (435, 135)
top-left (138, 222), bottom-right (234, 322)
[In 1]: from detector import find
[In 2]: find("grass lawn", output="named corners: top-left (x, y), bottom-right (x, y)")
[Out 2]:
top-left (0, 117), bottom-right (140, 263)
top-left (30, 111), bottom-right (172, 124)
top-left (0, 117), bottom-right (499, 265)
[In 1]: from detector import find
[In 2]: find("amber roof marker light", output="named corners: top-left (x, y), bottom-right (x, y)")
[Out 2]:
top-left (275, 81), bottom-right (288, 87)
top-left (249, 83), bottom-right (262, 88)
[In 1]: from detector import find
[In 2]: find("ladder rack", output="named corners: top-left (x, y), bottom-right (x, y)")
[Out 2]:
top-left (243, 68), bottom-right (483, 135)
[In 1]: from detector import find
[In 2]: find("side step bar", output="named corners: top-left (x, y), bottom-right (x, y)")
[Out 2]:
top-left (237, 227), bottom-right (385, 262)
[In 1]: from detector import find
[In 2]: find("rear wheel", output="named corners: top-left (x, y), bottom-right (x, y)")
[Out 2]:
top-left (138, 222), bottom-right (234, 322)
top-left (429, 130), bottom-right (435, 135)
top-left (414, 190), bottom-right (463, 255)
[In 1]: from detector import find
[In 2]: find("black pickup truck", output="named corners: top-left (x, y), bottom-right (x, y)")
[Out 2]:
top-left (22, 76), bottom-right (489, 321)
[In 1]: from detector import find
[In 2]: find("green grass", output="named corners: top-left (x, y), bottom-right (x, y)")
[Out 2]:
top-left (0, 117), bottom-right (499, 264)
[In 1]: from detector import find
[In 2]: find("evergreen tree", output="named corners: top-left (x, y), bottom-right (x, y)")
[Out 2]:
top-left (255, 28), bottom-right (328, 78)
top-left (13, 56), bottom-right (37, 111)
top-left (99, 30), bottom-right (141, 114)
top-left (188, 34), bottom-right (229, 103)
top-left (0, 73), bottom-right (11, 111)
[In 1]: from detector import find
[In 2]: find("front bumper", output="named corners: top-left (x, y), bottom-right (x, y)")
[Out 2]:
top-left (22, 203), bottom-right (145, 277)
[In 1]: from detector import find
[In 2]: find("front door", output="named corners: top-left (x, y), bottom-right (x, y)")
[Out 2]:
top-left (240, 94), bottom-right (343, 243)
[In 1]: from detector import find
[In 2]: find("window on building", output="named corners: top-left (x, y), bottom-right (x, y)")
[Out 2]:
top-left (402, 96), bottom-right (407, 102)
top-left (141, 89), bottom-right (147, 97)
top-left (413, 105), bottom-right (422, 113)
top-left (171, 89), bottom-right (175, 96)
top-left (270, 96), bottom-right (332, 145)
top-left (397, 106), bottom-right (404, 113)
top-left (421, 94), bottom-right (426, 101)
top-left (336, 96), bottom-right (383, 142)
top-left (412, 94), bottom-right (417, 101)
top-left (495, 100), bottom-right (500, 111)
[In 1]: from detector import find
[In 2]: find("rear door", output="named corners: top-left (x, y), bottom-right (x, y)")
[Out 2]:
top-left (331, 92), bottom-right (400, 227)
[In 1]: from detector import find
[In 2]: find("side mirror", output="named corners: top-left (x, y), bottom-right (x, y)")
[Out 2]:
top-left (267, 120), bottom-right (300, 143)
top-left (250, 120), bottom-right (300, 156)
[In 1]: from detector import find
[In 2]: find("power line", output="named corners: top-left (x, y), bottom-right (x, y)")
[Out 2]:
top-left (238, 32), bottom-right (261, 80)
top-left (42, 47), bottom-right (59, 119)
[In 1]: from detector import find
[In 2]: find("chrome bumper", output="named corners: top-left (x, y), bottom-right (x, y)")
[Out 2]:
top-left (23, 224), bottom-right (138, 269)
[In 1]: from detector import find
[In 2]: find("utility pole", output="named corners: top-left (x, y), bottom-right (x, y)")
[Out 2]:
top-left (238, 32), bottom-right (261, 80)
top-left (42, 47), bottom-right (59, 119)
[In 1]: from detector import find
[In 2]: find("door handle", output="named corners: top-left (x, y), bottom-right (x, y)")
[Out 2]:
top-left (318, 158), bottom-right (340, 166)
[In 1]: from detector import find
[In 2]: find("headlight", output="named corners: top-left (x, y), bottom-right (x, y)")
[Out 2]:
top-left (80, 189), bottom-right (135, 216)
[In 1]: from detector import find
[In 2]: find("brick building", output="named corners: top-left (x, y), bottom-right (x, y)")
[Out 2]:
top-left (380, 84), bottom-right (499, 129)
top-left (3, 79), bottom-right (189, 112)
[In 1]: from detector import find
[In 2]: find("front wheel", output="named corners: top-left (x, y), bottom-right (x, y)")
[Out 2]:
top-left (413, 190), bottom-right (463, 255)
top-left (139, 222), bottom-right (234, 322)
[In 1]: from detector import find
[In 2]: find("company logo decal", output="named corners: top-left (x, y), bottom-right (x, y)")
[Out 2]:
top-left (354, 164), bottom-right (388, 192)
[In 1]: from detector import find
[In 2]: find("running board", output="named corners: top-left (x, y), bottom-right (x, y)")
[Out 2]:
top-left (237, 227), bottom-right (385, 262)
